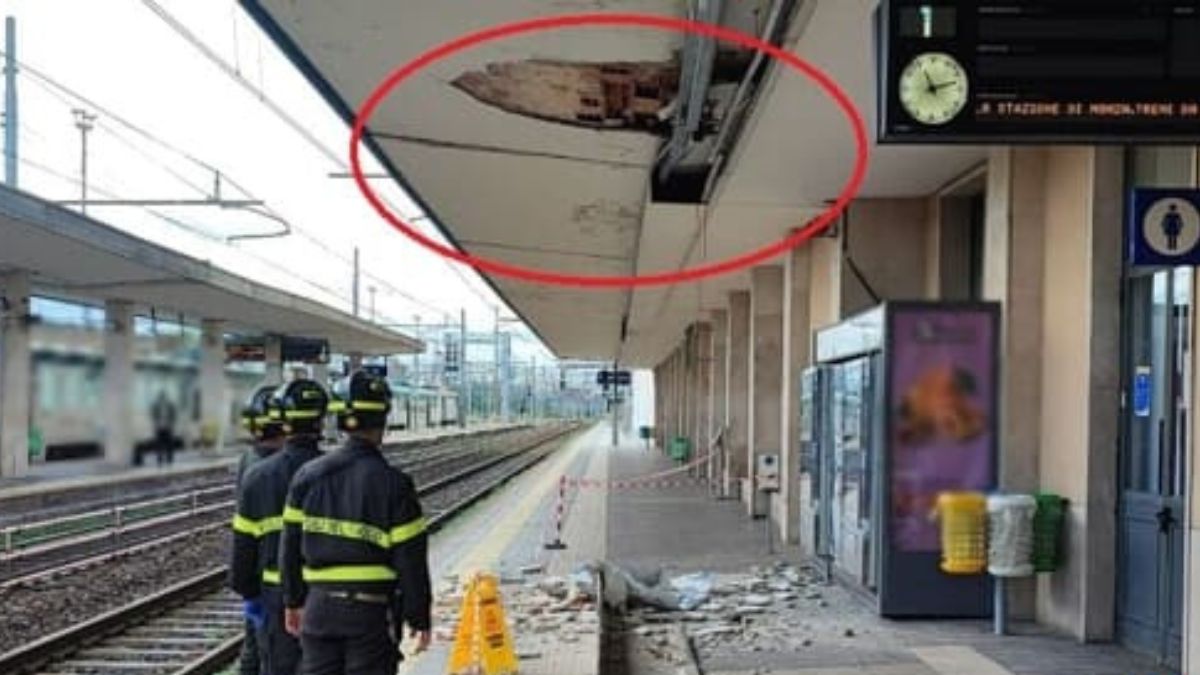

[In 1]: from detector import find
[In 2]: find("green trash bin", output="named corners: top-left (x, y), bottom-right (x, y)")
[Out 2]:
top-left (669, 436), bottom-right (691, 462)
top-left (28, 425), bottom-right (43, 461)
top-left (1032, 492), bottom-right (1067, 572)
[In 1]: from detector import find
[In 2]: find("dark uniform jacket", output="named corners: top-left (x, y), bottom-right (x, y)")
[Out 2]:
top-left (279, 437), bottom-right (432, 632)
top-left (236, 444), bottom-right (275, 488)
top-left (230, 438), bottom-right (323, 599)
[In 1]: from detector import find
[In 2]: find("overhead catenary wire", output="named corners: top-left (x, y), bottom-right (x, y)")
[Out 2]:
top-left (5, 47), bottom-right (436, 318)
top-left (13, 59), bottom-right (290, 231)
top-left (136, 0), bottom-right (503, 320)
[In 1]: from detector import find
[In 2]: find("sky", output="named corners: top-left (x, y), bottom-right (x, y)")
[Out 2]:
top-left (1, 0), bottom-right (554, 362)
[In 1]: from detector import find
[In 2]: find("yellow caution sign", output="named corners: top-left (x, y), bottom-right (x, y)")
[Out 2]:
top-left (447, 572), bottom-right (519, 675)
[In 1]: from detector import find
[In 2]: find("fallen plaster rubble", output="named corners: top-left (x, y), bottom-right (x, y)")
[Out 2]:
top-left (431, 569), bottom-right (602, 665)
top-left (599, 560), bottom-right (876, 674)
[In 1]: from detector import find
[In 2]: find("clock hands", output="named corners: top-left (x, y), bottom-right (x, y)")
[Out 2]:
top-left (922, 70), bottom-right (957, 94)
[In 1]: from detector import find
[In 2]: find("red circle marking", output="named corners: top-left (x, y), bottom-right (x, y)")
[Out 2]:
top-left (350, 13), bottom-right (869, 289)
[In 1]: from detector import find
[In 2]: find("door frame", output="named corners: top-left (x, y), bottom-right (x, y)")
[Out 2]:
top-left (1116, 146), bottom-right (1197, 669)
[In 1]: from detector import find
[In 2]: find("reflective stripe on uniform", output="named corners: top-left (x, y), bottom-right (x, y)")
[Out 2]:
top-left (302, 515), bottom-right (390, 549)
top-left (284, 409), bottom-right (323, 419)
top-left (351, 400), bottom-right (387, 411)
top-left (389, 517), bottom-right (427, 546)
top-left (231, 514), bottom-right (283, 538)
top-left (283, 506), bottom-right (305, 524)
top-left (302, 565), bottom-right (397, 582)
top-left (328, 400), bottom-right (386, 412)
top-left (262, 567), bottom-right (281, 584)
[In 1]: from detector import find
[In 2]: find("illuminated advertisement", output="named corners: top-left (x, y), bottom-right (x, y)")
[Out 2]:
top-left (888, 306), bottom-right (997, 553)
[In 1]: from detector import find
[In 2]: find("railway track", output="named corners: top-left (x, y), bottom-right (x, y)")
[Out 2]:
top-left (0, 422), bottom-right (582, 675)
top-left (0, 425), bottom-right (547, 586)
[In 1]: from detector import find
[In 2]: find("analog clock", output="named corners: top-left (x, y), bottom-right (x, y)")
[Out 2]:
top-left (898, 52), bottom-right (969, 126)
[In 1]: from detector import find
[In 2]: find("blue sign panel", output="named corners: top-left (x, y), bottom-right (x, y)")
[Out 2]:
top-left (1133, 367), bottom-right (1152, 419)
top-left (1130, 189), bottom-right (1200, 266)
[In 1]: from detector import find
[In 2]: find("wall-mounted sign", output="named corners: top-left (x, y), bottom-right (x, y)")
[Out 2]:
top-left (282, 337), bottom-right (330, 364)
top-left (597, 370), bottom-right (632, 387)
top-left (1130, 189), bottom-right (1200, 267)
top-left (878, 1), bottom-right (1200, 143)
top-left (225, 336), bottom-right (330, 364)
top-left (1133, 367), bottom-right (1153, 419)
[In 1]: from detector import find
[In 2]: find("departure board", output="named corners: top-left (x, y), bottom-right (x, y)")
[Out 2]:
top-left (877, 1), bottom-right (1200, 143)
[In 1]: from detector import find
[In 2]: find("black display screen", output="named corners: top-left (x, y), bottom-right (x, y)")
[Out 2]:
top-left (898, 6), bottom-right (957, 39)
top-left (878, 0), bottom-right (1200, 143)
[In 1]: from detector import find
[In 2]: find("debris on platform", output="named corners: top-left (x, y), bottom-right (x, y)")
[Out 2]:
top-left (581, 560), bottom-right (714, 612)
top-left (602, 560), bottom-right (877, 674)
top-left (432, 567), bottom-right (602, 665)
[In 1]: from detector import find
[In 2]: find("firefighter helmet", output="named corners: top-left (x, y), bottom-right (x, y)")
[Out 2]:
top-left (330, 369), bottom-right (392, 432)
top-left (244, 385), bottom-right (285, 440)
top-left (273, 378), bottom-right (329, 435)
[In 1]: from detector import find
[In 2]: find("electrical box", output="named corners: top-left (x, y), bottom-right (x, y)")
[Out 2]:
top-left (756, 453), bottom-right (780, 492)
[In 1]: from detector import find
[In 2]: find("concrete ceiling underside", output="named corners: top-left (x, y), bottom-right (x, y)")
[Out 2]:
top-left (0, 185), bottom-right (422, 356)
top-left (247, 0), bottom-right (985, 367)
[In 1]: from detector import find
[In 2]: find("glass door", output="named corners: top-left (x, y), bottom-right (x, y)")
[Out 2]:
top-left (1118, 267), bottom-right (1189, 669)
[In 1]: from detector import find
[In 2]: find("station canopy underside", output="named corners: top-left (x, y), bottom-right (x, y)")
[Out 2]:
top-left (0, 184), bottom-right (422, 356)
top-left (245, 0), bottom-right (985, 366)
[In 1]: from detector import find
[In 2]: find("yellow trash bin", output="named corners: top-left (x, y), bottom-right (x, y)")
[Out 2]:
top-left (934, 491), bottom-right (988, 575)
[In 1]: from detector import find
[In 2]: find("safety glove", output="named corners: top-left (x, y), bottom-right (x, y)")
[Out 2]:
top-left (243, 598), bottom-right (266, 630)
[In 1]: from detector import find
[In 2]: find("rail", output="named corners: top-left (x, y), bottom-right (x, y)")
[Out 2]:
top-left (0, 425), bottom-right (547, 570)
top-left (0, 421), bottom-right (585, 675)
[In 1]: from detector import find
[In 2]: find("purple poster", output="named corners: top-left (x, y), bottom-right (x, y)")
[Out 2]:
top-left (889, 307), bottom-right (996, 553)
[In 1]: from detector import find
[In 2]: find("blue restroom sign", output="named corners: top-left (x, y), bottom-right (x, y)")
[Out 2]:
top-left (1131, 189), bottom-right (1200, 266)
top-left (1133, 367), bottom-right (1152, 418)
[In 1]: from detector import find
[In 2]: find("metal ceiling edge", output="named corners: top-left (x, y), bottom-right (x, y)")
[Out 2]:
top-left (237, 0), bottom-right (561, 357)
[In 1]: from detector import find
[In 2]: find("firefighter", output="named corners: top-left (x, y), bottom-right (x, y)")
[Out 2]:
top-left (279, 369), bottom-right (432, 675)
top-left (231, 385), bottom-right (287, 675)
top-left (230, 379), bottom-right (328, 675)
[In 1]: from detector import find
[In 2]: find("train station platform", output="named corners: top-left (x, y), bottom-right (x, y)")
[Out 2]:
top-left (0, 421), bottom-right (524, 503)
top-left (410, 422), bottom-right (1171, 675)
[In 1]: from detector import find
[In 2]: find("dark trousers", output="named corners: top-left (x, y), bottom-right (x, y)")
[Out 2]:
top-left (299, 591), bottom-right (398, 675)
top-left (155, 430), bottom-right (174, 466)
top-left (260, 589), bottom-right (302, 675)
top-left (239, 619), bottom-right (260, 675)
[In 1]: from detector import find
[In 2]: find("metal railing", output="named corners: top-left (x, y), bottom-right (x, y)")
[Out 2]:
top-left (0, 484), bottom-right (233, 564)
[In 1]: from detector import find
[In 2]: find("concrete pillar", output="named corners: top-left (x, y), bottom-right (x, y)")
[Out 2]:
top-left (983, 147), bottom-right (1046, 621)
top-left (693, 323), bottom-right (713, 477)
top-left (780, 245), bottom-right (812, 543)
top-left (674, 345), bottom-right (686, 446)
top-left (1035, 147), bottom-right (1122, 640)
top-left (682, 330), bottom-right (696, 454)
top-left (653, 364), bottom-right (664, 448)
top-left (311, 363), bottom-right (329, 389)
top-left (808, 237), bottom-right (842, 333)
top-left (726, 290), bottom-right (751, 506)
top-left (710, 310), bottom-right (729, 491)
top-left (199, 319), bottom-right (227, 453)
top-left (747, 266), bottom-right (784, 519)
top-left (103, 301), bottom-right (136, 466)
top-left (0, 272), bottom-right (31, 477)
top-left (264, 334), bottom-right (284, 384)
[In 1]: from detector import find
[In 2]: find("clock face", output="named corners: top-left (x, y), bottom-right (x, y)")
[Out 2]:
top-left (898, 52), bottom-right (969, 126)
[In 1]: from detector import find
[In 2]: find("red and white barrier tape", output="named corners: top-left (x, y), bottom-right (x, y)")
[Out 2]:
top-left (567, 451), bottom-right (714, 490)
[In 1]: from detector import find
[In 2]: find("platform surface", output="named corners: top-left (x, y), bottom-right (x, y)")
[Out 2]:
top-left (0, 421), bottom-right (523, 497)
top-left (404, 422), bottom-right (1172, 675)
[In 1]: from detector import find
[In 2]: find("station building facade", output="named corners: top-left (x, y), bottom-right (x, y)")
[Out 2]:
top-left (652, 146), bottom-right (1199, 670)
